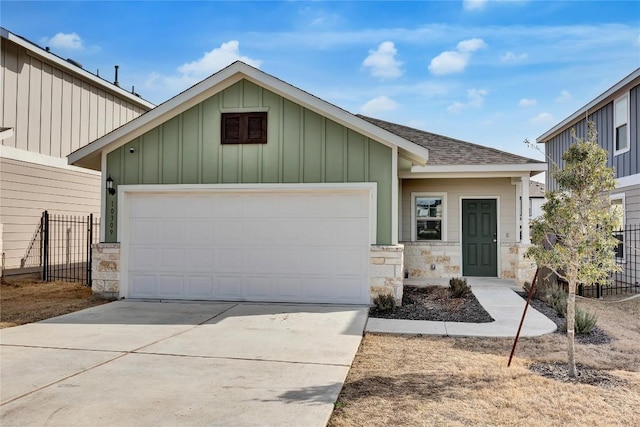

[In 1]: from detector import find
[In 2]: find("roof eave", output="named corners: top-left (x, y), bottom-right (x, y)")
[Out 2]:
top-left (69, 62), bottom-right (429, 169)
top-left (536, 67), bottom-right (640, 143)
top-left (1, 27), bottom-right (155, 110)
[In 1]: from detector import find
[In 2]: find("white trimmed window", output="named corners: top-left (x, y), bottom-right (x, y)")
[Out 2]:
top-left (610, 194), bottom-right (625, 261)
top-left (412, 193), bottom-right (446, 241)
top-left (614, 94), bottom-right (629, 155)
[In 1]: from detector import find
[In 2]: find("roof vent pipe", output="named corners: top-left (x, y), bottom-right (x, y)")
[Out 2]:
top-left (114, 65), bottom-right (119, 87)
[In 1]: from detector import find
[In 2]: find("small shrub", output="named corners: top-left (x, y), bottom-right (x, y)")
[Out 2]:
top-left (545, 283), bottom-right (567, 317)
top-left (373, 293), bottom-right (395, 312)
top-left (449, 277), bottom-right (471, 298)
top-left (574, 307), bottom-right (598, 334)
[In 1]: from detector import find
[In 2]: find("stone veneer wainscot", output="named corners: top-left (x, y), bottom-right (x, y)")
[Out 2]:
top-left (92, 243), bottom-right (121, 299)
top-left (369, 245), bottom-right (404, 305)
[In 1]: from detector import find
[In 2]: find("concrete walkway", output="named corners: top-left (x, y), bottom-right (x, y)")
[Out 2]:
top-left (366, 277), bottom-right (557, 337)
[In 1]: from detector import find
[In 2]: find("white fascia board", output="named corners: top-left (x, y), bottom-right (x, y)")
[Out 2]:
top-left (70, 62), bottom-right (429, 170)
top-left (616, 173), bottom-right (640, 189)
top-left (408, 163), bottom-right (547, 175)
top-left (536, 67), bottom-right (640, 143)
top-left (1, 28), bottom-right (155, 110)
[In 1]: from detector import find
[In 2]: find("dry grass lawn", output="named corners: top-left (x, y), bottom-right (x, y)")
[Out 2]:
top-left (330, 296), bottom-right (640, 427)
top-left (0, 279), bottom-right (109, 328)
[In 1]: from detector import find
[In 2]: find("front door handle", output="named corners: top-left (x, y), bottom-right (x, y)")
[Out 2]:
top-left (493, 239), bottom-right (497, 243)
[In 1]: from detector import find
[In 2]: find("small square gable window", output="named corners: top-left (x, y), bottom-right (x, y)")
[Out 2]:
top-left (222, 112), bottom-right (267, 144)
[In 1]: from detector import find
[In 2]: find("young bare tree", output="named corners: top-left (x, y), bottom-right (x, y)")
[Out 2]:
top-left (526, 122), bottom-right (620, 377)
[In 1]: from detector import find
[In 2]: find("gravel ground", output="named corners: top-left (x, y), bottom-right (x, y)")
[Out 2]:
top-left (516, 291), bottom-right (613, 345)
top-left (369, 285), bottom-right (494, 322)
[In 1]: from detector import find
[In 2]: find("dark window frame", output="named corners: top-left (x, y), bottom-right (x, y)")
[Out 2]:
top-left (221, 112), bottom-right (267, 144)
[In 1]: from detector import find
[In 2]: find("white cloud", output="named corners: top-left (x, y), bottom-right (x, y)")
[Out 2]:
top-left (463, 0), bottom-right (489, 11)
top-left (519, 98), bottom-right (537, 107)
top-left (42, 32), bottom-right (83, 50)
top-left (501, 51), bottom-right (528, 62)
top-left (529, 112), bottom-right (555, 125)
top-left (447, 88), bottom-right (488, 113)
top-left (144, 41), bottom-right (261, 100)
top-left (360, 96), bottom-right (399, 115)
top-left (363, 41), bottom-right (403, 79)
top-left (429, 38), bottom-right (486, 75)
top-left (555, 90), bottom-right (572, 103)
top-left (178, 41), bottom-right (261, 81)
top-left (457, 38), bottom-right (487, 52)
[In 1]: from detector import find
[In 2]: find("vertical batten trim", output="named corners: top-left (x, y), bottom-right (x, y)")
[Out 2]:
top-left (178, 114), bottom-right (183, 184)
top-left (320, 116), bottom-right (326, 182)
top-left (198, 103), bottom-right (203, 183)
top-left (343, 127), bottom-right (348, 181)
top-left (100, 151), bottom-right (107, 242)
top-left (299, 107), bottom-right (304, 182)
top-left (278, 97), bottom-right (284, 183)
top-left (158, 125), bottom-right (164, 183)
top-left (391, 146), bottom-right (398, 245)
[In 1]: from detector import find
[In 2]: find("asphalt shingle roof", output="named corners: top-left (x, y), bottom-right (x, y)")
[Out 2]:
top-left (529, 181), bottom-right (546, 197)
top-left (358, 115), bottom-right (544, 166)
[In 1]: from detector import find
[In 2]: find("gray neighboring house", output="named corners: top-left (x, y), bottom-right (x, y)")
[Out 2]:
top-left (537, 67), bottom-right (639, 280)
top-left (537, 67), bottom-right (639, 227)
top-left (0, 27), bottom-right (154, 274)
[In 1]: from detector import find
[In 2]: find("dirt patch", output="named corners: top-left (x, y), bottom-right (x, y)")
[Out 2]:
top-left (369, 285), bottom-right (493, 323)
top-left (0, 279), bottom-right (110, 328)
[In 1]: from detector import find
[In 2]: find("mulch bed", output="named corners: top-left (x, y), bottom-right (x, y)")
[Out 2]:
top-left (369, 285), bottom-right (494, 323)
top-left (516, 292), bottom-right (613, 345)
top-left (529, 362), bottom-right (626, 388)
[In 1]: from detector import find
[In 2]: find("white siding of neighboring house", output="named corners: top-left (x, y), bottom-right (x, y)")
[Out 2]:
top-left (530, 197), bottom-right (545, 220)
top-left (0, 34), bottom-right (152, 270)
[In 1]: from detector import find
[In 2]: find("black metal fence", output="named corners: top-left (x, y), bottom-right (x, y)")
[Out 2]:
top-left (579, 223), bottom-right (640, 297)
top-left (25, 211), bottom-right (100, 286)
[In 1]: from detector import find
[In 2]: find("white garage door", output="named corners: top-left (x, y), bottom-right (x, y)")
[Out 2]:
top-left (123, 188), bottom-right (372, 304)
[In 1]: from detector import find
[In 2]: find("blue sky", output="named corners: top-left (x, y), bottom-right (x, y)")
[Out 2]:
top-left (2, 1), bottom-right (639, 167)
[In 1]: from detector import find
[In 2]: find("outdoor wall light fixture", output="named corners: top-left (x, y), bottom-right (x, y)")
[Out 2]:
top-left (106, 176), bottom-right (116, 195)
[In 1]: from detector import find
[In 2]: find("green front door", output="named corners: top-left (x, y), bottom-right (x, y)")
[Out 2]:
top-left (462, 199), bottom-right (497, 277)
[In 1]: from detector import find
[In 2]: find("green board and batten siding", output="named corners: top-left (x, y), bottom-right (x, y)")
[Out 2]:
top-left (105, 79), bottom-right (393, 244)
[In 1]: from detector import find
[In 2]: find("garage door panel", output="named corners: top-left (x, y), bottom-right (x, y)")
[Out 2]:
top-left (129, 275), bottom-right (156, 298)
top-left (245, 277), bottom-right (272, 299)
top-left (243, 220), bottom-right (275, 243)
top-left (216, 276), bottom-right (244, 299)
top-left (243, 248), bottom-right (274, 273)
top-left (164, 220), bottom-right (188, 244)
top-left (126, 189), bottom-right (371, 304)
top-left (130, 219), bottom-right (159, 244)
top-left (130, 247), bottom-right (158, 270)
top-left (160, 248), bottom-right (185, 270)
top-left (215, 221), bottom-right (243, 244)
top-left (130, 195), bottom-right (161, 218)
top-left (186, 276), bottom-right (214, 298)
top-left (213, 247), bottom-right (243, 272)
top-left (187, 221), bottom-right (215, 243)
top-left (213, 195), bottom-right (244, 217)
top-left (157, 276), bottom-right (185, 298)
top-left (186, 248), bottom-right (215, 272)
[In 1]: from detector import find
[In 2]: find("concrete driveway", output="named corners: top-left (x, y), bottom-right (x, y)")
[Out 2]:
top-left (0, 301), bottom-right (368, 427)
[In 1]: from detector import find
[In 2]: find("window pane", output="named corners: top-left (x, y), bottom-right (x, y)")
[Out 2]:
top-left (611, 198), bottom-right (624, 229)
top-left (416, 197), bottom-right (442, 218)
top-left (616, 124), bottom-right (628, 151)
top-left (615, 97), bottom-right (628, 127)
top-left (417, 219), bottom-right (442, 240)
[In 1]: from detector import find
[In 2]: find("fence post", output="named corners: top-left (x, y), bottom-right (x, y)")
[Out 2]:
top-left (42, 211), bottom-right (49, 281)
top-left (88, 213), bottom-right (93, 287)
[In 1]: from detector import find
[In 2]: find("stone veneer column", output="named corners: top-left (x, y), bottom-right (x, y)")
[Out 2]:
top-left (501, 243), bottom-right (537, 286)
top-left (92, 243), bottom-right (121, 299)
top-left (370, 245), bottom-right (404, 305)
